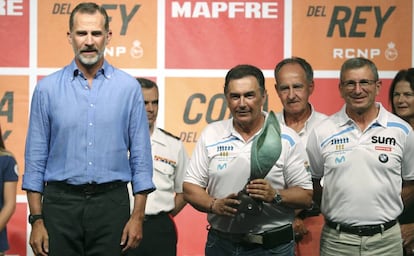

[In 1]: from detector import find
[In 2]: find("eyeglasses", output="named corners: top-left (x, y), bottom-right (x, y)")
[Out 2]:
top-left (340, 79), bottom-right (377, 89)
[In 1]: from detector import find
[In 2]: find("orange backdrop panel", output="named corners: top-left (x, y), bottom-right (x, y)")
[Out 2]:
top-left (293, 0), bottom-right (412, 70)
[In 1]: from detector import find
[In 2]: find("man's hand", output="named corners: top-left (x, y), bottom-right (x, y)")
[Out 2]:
top-left (120, 217), bottom-right (143, 253)
top-left (293, 217), bottom-right (308, 241)
top-left (401, 223), bottom-right (414, 255)
top-left (29, 220), bottom-right (49, 256)
top-left (211, 193), bottom-right (240, 216)
top-left (245, 179), bottom-right (276, 202)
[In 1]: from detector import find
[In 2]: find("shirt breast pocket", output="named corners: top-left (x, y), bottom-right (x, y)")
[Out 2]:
top-left (153, 161), bottom-right (175, 191)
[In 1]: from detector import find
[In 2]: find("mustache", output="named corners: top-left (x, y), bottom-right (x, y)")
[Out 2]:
top-left (80, 47), bottom-right (98, 53)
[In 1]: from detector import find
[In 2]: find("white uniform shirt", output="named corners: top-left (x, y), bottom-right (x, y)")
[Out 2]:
top-left (276, 105), bottom-right (327, 172)
top-left (143, 128), bottom-right (189, 215)
top-left (306, 103), bottom-right (414, 225)
top-left (184, 112), bottom-right (312, 234)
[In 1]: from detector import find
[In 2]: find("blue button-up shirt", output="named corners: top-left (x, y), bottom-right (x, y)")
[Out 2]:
top-left (22, 60), bottom-right (155, 194)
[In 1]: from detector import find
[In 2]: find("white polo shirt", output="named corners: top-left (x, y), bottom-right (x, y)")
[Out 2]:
top-left (276, 105), bottom-right (328, 172)
top-left (184, 112), bottom-right (312, 234)
top-left (307, 103), bottom-right (414, 225)
top-left (276, 104), bottom-right (328, 146)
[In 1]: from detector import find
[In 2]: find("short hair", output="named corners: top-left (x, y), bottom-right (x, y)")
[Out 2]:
top-left (274, 57), bottom-right (314, 84)
top-left (69, 2), bottom-right (110, 32)
top-left (136, 77), bottom-right (158, 90)
top-left (224, 64), bottom-right (265, 95)
top-left (388, 68), bottom-right (414, 114)
top-left (340, 57), bottom-right (379, 82)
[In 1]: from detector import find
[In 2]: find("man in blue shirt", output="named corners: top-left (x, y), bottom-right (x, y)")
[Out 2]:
top-left (22, 3), bottom-right (155, 256)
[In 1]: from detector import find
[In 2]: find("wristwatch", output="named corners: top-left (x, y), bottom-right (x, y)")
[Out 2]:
top-left (28, 214), bottom-right (43, 225)
top-left (273, 190), bottom-right (283, 205)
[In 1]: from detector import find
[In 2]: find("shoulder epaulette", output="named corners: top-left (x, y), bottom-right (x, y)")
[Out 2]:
top-left (159, 128), bottom-right (180, 140)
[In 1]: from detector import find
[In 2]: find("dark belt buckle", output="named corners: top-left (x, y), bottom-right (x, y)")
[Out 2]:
top-left (356, 227), bottom-right (366, 236)
top-left (83, 184), bottom-right (96, 195)
top-left (356, 226), bottom-right (378, 236)
top-left (262, 224), bottom-right (293, 249)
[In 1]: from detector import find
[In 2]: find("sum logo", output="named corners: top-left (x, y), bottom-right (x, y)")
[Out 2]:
top-left (371, 136), bottom-right (396, 146)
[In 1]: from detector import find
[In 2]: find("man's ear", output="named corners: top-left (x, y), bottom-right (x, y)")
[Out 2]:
top-left (67, 31), bottom-right (72, 44)
top-left (262, 89), bottom-right (268, 104)
top-left (106, 30), bottom-right (113, 43)
top-left (308, 81), bottom-right (315, 94)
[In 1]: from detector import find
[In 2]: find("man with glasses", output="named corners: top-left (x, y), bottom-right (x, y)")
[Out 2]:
top-left (306, 57), bottom-right (414, 255)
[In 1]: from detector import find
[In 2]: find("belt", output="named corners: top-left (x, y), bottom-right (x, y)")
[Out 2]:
top-left (210, 224), bottom-right (293, 249)
top-left (46, 181), bottom-right (127, 195)
top-left (325, 219), bottom-right (397, 236)
top-left (144, 211), bottom-right (171, 221)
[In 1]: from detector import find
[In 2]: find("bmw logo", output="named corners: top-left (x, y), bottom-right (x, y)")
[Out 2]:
top-left (378, 154), bottom-right (388, 163)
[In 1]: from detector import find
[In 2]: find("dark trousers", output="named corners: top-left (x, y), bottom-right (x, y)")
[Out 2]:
top-left (205, 230), bottom-right (295, 256)
top-left (43, 182), bottom-right (130, 256)
top-left (127, 212), bottom-right (177, 256)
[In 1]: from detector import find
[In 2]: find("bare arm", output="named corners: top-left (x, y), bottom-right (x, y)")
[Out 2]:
top-left (246, 179), bottom-right (313, 209)
top-left (27, 190), bottom-right (49, 256)
top-left (171, 193), bottom-right (187, 217)
top-left (402, 180), bottom-right (414, 208)
top-left (183, 182), bottom-right (214, 213)
top-left (0, 181), bottom-right (17, 231)
top-left (401, 181), bottom-right (414, 250)
top-left (121, 193), bottom-right (148, 252)
top-left (277, 187), bottom-right (313, 209)
top-left (183, 182), bottom-right (240, 216)
top-left (312, 178), bottom-right (323, 208)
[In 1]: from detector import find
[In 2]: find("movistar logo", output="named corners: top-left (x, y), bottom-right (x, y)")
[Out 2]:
top-left (217, 163), bottom-right (227, 170)
top-left (335, 156), bottom-right (345, 164)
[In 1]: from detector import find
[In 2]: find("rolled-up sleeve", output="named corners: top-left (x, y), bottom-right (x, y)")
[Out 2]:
top-left (23, 86), bottom-right (50, 192)
top-left (129, 87), bottom-right (155, 194)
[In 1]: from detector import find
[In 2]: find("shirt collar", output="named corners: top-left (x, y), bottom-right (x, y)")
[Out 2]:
top-left (228, 111), bottom-right (268, 142)
top-left (69, 59), bottom-right (113, 80)
top-left (338, 102), bottom-right (387, 128)
top-left (281, 103), bottom-right (316, 133)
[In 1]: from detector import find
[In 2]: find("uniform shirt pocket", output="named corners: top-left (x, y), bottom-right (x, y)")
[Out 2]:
top-left (153, 160), bottom-right (175, 191)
